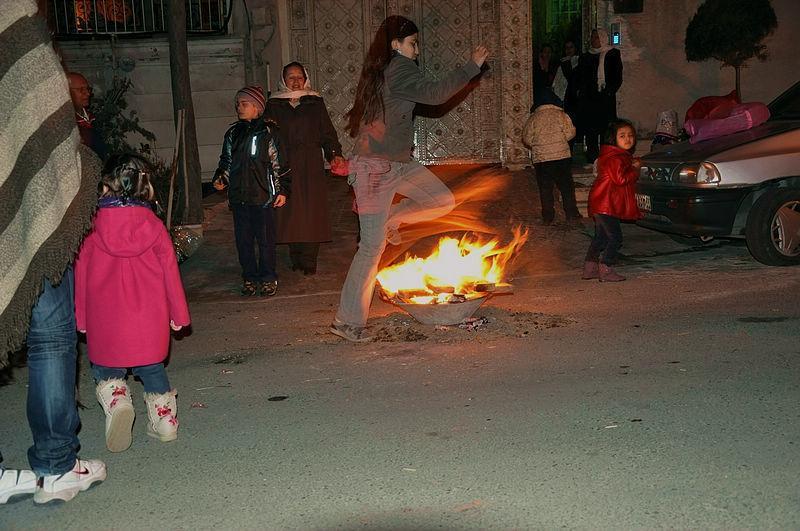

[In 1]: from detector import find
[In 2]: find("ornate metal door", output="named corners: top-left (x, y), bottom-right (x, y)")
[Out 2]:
top-left (280, 0), bottom-right (531, 166)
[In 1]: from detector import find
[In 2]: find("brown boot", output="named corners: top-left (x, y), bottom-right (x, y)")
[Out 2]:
top-left (599, 263), bottom-right (626, 282)
top-left (581, 261), bottom-right (599, 280)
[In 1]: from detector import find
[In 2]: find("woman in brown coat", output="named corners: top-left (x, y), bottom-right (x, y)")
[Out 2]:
top-left (265, 62), bottom-right (344, 275)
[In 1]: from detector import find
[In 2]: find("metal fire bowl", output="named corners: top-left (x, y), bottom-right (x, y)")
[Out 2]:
top-left (394, 295), bottom-right (490, 325)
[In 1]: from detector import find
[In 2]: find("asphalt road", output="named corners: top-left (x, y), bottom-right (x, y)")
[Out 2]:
top-left (1, 168), bottom-right (799, 529)
top-left (2, 239), bottom-right (798, 528)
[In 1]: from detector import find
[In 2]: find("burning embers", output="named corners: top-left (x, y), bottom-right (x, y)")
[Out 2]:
top-left (376, 228), bottom-right (528, 324)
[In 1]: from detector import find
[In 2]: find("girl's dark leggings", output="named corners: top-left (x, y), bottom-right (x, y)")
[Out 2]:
top-left (585, 213), bottom-right (623, 265)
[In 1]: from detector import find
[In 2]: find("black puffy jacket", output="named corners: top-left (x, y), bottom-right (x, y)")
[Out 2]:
top-left (216, 118), bottom-right (291, 205)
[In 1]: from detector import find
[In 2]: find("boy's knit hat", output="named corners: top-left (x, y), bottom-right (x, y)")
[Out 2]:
top-left (236, 85), bottom-right (266, 115)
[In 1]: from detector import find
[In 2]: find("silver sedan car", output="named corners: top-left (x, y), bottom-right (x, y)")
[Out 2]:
top-left (636, 81), bottom-right (800, 266)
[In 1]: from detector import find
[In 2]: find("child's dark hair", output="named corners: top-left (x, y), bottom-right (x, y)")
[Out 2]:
top-left (345, 15), bottom-right (419, 137)
top-left (602, 119), bottom-right (637, 153)
top-left (100, 153), bottom-right (154, 201)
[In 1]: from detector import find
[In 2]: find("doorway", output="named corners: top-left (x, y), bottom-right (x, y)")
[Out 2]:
top-left (532, 0), bottom-right (588, 59)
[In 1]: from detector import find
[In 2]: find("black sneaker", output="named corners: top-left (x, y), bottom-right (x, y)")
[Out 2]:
top-left (241, 281), bottom-right (257, 296)
top-left (260, 280), bottom-right (278, 296)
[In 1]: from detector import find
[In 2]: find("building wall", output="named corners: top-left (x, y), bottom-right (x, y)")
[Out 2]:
top-left (57, 0), bottom-right (279, 181)
top-left (59, 37), bottom-right (246, 181)
top-left (596, 0), bottom-right (799, 135)
top-left (275, 0), bottom-right (533, 167)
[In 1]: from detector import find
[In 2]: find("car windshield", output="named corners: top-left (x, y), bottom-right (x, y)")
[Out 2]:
top-left (768, 81), bottom-right (800, 120)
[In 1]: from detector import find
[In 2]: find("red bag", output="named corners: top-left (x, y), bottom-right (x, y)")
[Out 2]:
top-left (685, 90), bottom-right (741, 122)
top-left (685, 102), bottom-right (770, 144)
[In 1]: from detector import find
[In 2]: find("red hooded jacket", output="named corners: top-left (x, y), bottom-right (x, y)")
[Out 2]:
top-left (75, 205), bottom-right (190, 368)
top-left (588, 144), bottom-right (642, 221)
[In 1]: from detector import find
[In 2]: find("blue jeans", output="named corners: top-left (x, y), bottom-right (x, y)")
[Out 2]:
top-left (585, 213), bottom-right (623, 265)
top-left (92, 363), bottom-right (170, 394)
top-left (25, 268), bottom-right (80, 477)
top-left (231, 203), bottom-right (277, 282)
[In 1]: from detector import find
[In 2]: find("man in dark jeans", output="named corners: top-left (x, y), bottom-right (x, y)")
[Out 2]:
top-left (1, 1), bottom-right (106, 505)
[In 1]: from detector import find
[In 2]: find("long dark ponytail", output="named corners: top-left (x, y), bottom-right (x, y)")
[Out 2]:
top-left (344, 15), bottom-right (418, 137)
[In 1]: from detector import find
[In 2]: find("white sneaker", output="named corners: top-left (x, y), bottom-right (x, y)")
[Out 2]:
top-left (33, 458), bottom-right (106, 504)
top-left (0, 468), bottom-right (36, 504)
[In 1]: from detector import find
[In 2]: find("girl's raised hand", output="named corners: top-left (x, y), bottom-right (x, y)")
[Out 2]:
top-left (170, 320), bottom-right (182, 332)
top-left (471, 45), bottom-right (489, 68)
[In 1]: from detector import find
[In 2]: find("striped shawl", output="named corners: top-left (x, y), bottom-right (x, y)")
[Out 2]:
top-left (0, 2), bottom-right (102, 365)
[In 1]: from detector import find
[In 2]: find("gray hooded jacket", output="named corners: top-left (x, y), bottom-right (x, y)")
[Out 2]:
top-left (353, 54), bottom-right (481, 161)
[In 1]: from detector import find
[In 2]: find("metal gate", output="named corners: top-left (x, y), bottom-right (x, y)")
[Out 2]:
top-left (279, 0), bottom-right (532, 166)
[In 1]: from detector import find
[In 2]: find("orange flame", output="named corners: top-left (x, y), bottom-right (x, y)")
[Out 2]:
top-left (377, 226), bottom-right (528, 304)
top-left (378, 166), bottom-right (515, 268)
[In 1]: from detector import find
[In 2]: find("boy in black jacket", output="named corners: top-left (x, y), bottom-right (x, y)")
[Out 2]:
top-left (213, 85), bottom-right (291, 296)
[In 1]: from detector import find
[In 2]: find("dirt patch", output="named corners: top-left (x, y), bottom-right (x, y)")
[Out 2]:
top-left (369, 306), bottom-right (574, 343)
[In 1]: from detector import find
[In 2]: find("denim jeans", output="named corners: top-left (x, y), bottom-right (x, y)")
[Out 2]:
top-left (231, 203), bottom-right (277, 282)
top-left (336, 159), bottom-right (455, 327)
top-left (585, 213), bottom-right (623, 265)
top-left (92, 362), bottom-right (171, 394)
top-left (25, 268), bottom-right (80, 477)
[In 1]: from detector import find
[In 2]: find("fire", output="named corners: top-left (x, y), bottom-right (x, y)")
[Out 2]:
top-left (377, 227), bottom-right (528, 304)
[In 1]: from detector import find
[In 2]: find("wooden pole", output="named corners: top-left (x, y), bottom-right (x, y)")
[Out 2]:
top-left (181, 112), bottom-right (189, 223)
top-left (166, 109), bottom-right (185, 231)
top-left (167, 0), bottom-right (203, 225)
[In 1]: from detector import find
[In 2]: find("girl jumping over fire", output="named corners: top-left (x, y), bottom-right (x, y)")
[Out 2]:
top-left (330, 15), bottom-right (489, 342)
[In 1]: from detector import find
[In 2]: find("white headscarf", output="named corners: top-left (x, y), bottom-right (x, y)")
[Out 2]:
top-left (589, 29), bottom-right (613, 91)
top-left (269, 63), bottom-right (320, 102)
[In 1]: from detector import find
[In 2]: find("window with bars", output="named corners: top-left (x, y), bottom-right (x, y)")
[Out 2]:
top-left (46, 0), bottom-right (231, 37)
top-left (547, 0), bottom-right (582, 36)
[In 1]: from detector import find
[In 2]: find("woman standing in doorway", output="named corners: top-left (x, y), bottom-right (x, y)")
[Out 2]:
top-left (331, 15), bottom-right (489, 342)
top-left (266, 62), bottom-right (345, 275)
top-left (578, 29), bottom-right (623, 164)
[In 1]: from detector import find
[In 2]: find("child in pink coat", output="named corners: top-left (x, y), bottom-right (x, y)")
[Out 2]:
top-left (75, 153), bottom-right (190, 452)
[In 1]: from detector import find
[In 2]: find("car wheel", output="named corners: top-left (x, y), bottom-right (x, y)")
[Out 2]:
top-left (745, 188), bottom-right (800, 266)
top-left (667, 234), bottom-right (715, 246)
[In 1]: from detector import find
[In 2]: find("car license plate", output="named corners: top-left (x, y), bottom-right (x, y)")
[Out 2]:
top-left (636, 193), bottom-right (651, 212)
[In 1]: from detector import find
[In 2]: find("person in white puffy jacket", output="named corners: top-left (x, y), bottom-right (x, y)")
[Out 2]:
top-left (522, 87), bottom-right (583, 225)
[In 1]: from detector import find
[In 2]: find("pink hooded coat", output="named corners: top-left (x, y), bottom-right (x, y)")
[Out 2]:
top-left (75, 205), bottom-right (190, 367)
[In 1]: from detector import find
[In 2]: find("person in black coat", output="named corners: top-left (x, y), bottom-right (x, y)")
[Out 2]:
top-left (532, 43), bottom-right (558, 108)
top-left (577, 29), bottom-right (623, 163)
top-left (552, 39), bottom-right (581, 148)
top-left (265, 62), bottom-right (344, 276)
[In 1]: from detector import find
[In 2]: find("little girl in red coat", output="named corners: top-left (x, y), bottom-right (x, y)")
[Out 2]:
top-left (75, 153), bottom-right (190, 452)
top-left (583, 119), bottom-right (642, 282)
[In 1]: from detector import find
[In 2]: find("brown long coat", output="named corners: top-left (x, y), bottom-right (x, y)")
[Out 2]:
top-left (265, 95), bottom-right (342, 243)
